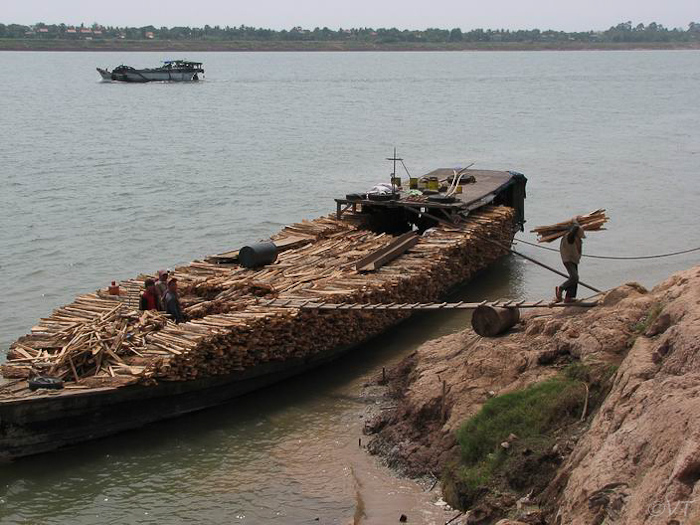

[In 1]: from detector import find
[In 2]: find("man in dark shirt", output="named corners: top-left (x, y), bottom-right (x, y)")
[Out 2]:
top-left (163, 277), bottom-right (185, 323)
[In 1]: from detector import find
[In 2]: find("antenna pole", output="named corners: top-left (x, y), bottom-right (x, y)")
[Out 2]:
top-left (386, 147), bottom-right (404, 196)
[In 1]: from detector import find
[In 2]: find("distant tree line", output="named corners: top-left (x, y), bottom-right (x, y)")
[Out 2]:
top-left (2, 21), bottom-right (699, 43)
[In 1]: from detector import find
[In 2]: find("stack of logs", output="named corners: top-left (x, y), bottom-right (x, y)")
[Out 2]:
top-left (2, 206), bottom-right (516, 387)
top-left (2, 296), bottom-right (170, 386)
top-left (531, 209), bottom-right (609, 243)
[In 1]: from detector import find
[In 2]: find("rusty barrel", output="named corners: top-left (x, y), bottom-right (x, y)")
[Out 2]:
top-left (471, 305), bottom-right (520, 337)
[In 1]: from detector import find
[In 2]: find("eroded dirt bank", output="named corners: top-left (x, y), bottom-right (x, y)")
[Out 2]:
top-left (365, 265), bottom-right (700, 524)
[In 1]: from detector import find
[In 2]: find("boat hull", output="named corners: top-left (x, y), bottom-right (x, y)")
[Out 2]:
top-left (0, 179), bottom-right (526, 460)
top-left (0, 242), bottom-right (514, 460)
top-left (96, 68), bottom-right (201, 83)
top-left (0, 341), bottom-right (359, 460)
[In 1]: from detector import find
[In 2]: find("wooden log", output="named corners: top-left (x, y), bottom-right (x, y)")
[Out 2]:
top-left (355, 232), bottom-right (419, 272)
top-left (471, 305), bottom-right (520, 337)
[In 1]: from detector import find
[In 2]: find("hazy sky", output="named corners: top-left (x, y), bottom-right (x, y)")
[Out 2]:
top-left (5, 0), bottom-right (698, 31)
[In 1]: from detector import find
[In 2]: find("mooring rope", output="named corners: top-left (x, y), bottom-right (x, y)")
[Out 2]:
top-left (471, 233), bottom-right (604, 293)
top-left (514, 237), bottom-right (700, 260)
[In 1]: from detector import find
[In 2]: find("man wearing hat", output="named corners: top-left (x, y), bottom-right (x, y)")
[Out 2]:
top-left (556, 221), bottom-right (585, 303)
top-left (155, 269), bottom-right (169, 310)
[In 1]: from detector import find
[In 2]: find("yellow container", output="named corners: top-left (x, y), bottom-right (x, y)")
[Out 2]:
top-left (455, 185), bottom-right (463, 194)
top-left (427, 178), bottom-right (439, 191)
top-left (409, 177), bottom-right (419, 189)
top-left (391, 176), bottom-right (402, 188)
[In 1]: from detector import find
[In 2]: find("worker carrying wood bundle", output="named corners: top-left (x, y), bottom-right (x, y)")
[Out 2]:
top-left (555, 222), bottom-right (585, 302)
top-left (531, 209), bottom-right (608, 243)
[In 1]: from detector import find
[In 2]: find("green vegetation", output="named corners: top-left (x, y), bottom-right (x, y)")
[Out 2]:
top-left (0, 20), bottom-right (698, 50)
top-left (458, 375), bottom-right (583, 464)
top-left (632, 303), bottom-right (664, 334)
top-left (443, 364), bottom-right (613, 510)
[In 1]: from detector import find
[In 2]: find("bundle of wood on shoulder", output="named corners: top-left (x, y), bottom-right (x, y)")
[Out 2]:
top-left (531, 209), bottom-right (609, 243)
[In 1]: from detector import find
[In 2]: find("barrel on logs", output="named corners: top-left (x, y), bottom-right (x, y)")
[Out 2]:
top-left (471, 305), bottom-right (520, 337)
top-left (239, 242), bottom-right (278, 269)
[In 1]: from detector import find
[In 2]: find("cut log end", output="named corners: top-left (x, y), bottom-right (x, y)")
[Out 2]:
top-left (471, 305), bottom-right (520, 337)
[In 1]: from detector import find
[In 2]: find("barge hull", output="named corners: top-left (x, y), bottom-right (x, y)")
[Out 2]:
top-left (1, 172), bottom-right (526, 460)
top-left (0, 226), bottom-right (513, 460)
top-left (0, 340), bottom-right (358, 460)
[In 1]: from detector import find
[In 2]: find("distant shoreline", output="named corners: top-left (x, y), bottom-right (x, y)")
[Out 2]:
top-left (2, 39), bottom-right (699, 52)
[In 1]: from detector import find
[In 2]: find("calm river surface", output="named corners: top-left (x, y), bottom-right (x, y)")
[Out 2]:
top-left (1, 50), bottom-right (699, 524)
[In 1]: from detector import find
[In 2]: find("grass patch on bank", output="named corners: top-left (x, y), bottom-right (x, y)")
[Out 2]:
top-left (443, 366), bottom-right (591, 509)
top-left (632, 302), bottom-right (664, 334)
top-left (457, 375), bottom-right (583, 464)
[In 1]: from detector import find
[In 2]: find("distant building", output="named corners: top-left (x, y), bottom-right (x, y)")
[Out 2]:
top-left (145, 31), bottom-right (155, 39)
top-left (65, 28), bottom-right (77, 37)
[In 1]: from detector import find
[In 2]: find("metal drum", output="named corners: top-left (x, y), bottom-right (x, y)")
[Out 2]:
top-left (239, 242), bottom-right (278, 268)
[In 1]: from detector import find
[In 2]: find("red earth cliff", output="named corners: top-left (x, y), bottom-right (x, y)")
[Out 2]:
top-left (366, 265), bottom-right (700, 524)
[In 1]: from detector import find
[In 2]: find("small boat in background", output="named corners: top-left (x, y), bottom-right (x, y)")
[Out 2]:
top-left (97, 60), bottom-right (204, 82)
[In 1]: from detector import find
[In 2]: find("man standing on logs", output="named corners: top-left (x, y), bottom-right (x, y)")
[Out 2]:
top-left (164, 277), bottom-right (185, 323)
top-left (556, 222), bottom-right (585, 303)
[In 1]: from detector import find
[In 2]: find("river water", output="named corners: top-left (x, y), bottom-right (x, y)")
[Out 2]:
top-left (1, 50), bottom-right (699, 524)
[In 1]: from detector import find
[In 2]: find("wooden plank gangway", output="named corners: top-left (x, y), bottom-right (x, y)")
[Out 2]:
top-left (256, 298), bottom-right (599, 310)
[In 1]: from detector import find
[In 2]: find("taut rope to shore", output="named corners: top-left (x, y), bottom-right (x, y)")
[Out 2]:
top-left (514, 237), bottom-right (700, 260)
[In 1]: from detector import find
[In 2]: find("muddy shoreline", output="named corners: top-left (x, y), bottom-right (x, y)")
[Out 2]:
top-left (363, 265), bottom-right (700, 524)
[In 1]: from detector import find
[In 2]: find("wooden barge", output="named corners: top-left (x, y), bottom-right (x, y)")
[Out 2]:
top-left (0, 168), bottom-right (526, 460)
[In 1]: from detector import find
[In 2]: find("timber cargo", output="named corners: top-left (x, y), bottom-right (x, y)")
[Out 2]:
top-left (0, 167), bottom-right (526, 460)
